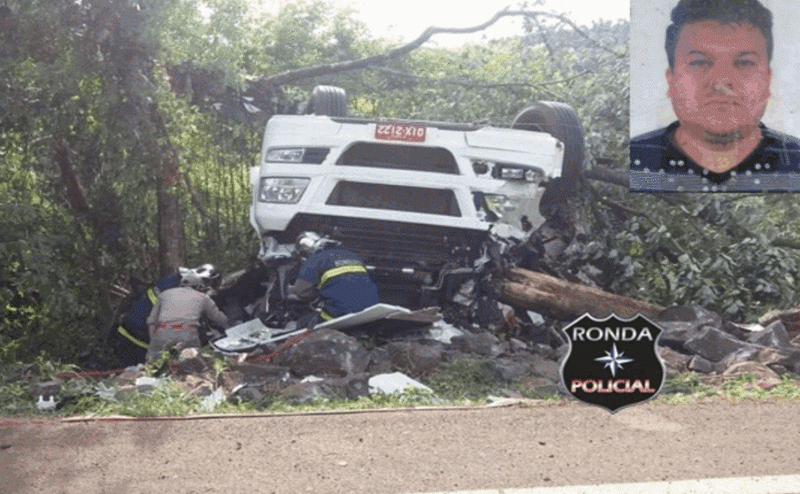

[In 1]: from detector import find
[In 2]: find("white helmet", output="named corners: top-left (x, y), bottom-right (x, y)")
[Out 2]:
top-left (295, 231), bottom-right (338, 256)
top-left (179, 263), bottom-right (220, 290)
top-left (179, 271), bottom-right (203, 288)
top-left (296, 231), bottom-right (323, 256)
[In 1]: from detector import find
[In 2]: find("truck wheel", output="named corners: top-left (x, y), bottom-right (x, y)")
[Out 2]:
top-left (511, 101), bottom-right (585, 186)
top-left (308, 85), bottom-right (348, 117)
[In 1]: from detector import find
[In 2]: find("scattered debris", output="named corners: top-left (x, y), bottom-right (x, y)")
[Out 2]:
top-left (198, 389), bottom-right (227, 412)
top-left (426, 321), bottom-right (465, 344)
top-left (25, 296), bottom-right (800, 413)
top-left (368, 372), bottom-right (433, 395)
top-left (211, 304), bottom-right (442, 355)
top-left (35, 396), bottom-right (57, 410)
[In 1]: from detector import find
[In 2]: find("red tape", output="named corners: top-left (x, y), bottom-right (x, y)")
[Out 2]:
top-left (247, 330), bottom-right (310, 365)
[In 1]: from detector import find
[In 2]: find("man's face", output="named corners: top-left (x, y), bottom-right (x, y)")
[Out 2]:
top-left (666, 20), bottom-right (771, 138)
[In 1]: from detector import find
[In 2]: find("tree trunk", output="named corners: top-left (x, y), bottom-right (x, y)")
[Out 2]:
top-left (584, 165), bottom-right (629, 188)
top-left (54, 141), bottom-right (91, 215)
top-left (497, 268), bottom-right (665, 320)
top-left (151, 104), bottom-right (186, 275)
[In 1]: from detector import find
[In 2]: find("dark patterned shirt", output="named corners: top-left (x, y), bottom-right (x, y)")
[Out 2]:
top-left (630, 122), bottom-right (800, 192)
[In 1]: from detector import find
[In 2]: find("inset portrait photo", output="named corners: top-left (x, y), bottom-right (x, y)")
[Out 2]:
top-left (630, 0), bottom-right (800, 192)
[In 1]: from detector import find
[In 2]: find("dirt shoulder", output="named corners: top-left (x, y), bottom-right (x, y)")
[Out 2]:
top-left (4, 400), bottom-right (800, 494)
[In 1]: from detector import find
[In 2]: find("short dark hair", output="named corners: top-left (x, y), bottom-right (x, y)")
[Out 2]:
top-left (665, 0), bottom-right (773, 70)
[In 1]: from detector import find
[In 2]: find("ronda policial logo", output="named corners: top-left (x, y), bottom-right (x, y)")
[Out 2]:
top-left (560, 313), bottom-right (666, 413)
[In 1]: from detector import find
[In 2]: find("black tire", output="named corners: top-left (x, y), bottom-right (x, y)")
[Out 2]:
top-left (308, 85), bottom-right (348, 117)
top-left (511, 101), bottom-right (585, 184)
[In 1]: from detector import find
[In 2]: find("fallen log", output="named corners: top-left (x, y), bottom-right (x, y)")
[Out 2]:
top-left (497, 268), bottom-right (665, 321)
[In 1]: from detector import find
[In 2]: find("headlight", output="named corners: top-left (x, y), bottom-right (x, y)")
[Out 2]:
top-left (498, 165), bottom-right (545, 183)
top-left (265, 147), bottom-right (329, 164)
top-left (480, 160), bottom-right (546, 183)
top-left (500, 167), bottom-right (525, 180)
top-left (258, 177), bottom-right (310, 203)
top-left (484, 194), bottom-right (519, 217)
top-left (267, 148), bottom-right (304, 163)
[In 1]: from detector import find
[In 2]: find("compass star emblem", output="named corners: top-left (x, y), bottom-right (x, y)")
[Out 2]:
top-left (595, 343), bottom-right (634, 377)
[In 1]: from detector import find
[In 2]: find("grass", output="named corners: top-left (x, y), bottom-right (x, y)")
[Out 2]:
top-left (257, 388), bottom-right (444, 414)
top-left (721, 373), bottom-right (800, 402)
top-left (3, 358), bottom-right (800, 418)
top-left (654, 372), bottom-right (800, 404)
top-left (654, 372), bottom-right (719, 404)
top-left (425, 358), bottom-right (507, 402)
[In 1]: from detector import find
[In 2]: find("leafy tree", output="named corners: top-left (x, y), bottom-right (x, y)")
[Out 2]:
top-left (0, 0), bottom-right (377, 364)
top-left (5, 0), bottom-right (797, 369)
top-left (0, 0), bottom-right (191, 363)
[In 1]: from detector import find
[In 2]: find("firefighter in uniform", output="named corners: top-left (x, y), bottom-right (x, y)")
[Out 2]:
top-left (286, 232), bottom-right (380, 329)
top-left (110, 271), bottom-right (183, 366)
top-left (145, 267), bottom-right (229, 361)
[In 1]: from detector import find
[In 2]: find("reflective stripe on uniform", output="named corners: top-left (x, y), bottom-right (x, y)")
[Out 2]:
top-left (319, 311), bottom-right (334, 321)
top-left (316, 264), bottom-right (368, 289)
top-left (117, 326), bottom-right (148, 349)
top-left (146, 288), bottom-right (158, 305)
top-left (156, 321), bottom-right (199, 332)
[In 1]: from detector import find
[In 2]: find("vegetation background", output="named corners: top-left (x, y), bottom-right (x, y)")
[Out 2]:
top-left (2, 0), bottom-right (799, 368)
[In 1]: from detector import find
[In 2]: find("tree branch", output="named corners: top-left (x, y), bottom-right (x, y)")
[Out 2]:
top-left (367, 65), bottom-right (590, 97)
top-left (253, 9), bottom-right (624, 90)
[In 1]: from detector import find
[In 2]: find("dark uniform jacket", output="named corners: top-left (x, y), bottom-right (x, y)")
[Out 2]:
top-left (110, 272), bottom-right (182, 366)
top-left (287, 246), bottom-right (380, 321)
top-left (630, 121), bottom-right (800, 192)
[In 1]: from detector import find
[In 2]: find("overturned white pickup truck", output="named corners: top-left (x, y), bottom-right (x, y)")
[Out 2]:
top-left (249, 86), bottom-right (584, 309)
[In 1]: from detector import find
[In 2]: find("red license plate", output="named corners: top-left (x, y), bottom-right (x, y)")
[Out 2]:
top-left (374, 123), bottom-right (427, 143)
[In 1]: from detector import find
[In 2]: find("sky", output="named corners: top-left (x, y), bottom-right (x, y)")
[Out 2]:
top-left (252, 0), bottom-right (630, 47)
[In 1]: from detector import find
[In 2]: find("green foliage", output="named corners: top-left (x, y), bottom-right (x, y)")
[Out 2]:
top-left (515, 383), bottom-right (560, 401)
top-left (576, 193), bottom-right (800, 321)
top-left (3, 352), bottom-right (799, 417)
top-left (0, 197), bottom-right (102, 363)
top-left (157, 89), bottom-right (259, 271)
top-left (45, 379), bottom-right (204, 417)
top-left (656, 372), bottom-right (718, 404)
top-left (110, 382), bottom-right (203, 417)
top-left (5, 0), bottom-right (796, 366)
top-left (259, 388), bottom-right (442, 414)
top-left (0, 359), bottom-right (79, 416)
top-left (426, 358), bottom-right (561, 402)
top-left (720, 373), bottom-right (800, 402)
top-left (0, 0), bottom-right (266, 363)
top-left (0, 363), bottom-right (41, 416)
top-left (260, 1), bottom-right (368, 72)
top-left (426, 358), bottom-right (507, 402)
top-left (656, 372), bottom-right (800, 405)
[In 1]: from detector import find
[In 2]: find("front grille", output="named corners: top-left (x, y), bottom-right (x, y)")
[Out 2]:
top-left (325, 181), bottom-right (461, 217)
top-left (336, 142), bottom-right (459, 174)
top-left (284, 214), bottom-right (486, 269)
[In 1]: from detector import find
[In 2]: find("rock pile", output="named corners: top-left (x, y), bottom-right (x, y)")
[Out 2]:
top-left (655, 305), bottom-right (800, 385)
top-left (217, 323), bottom-right (564, 404)
top-left (29, 304), bottom-right (800, 410)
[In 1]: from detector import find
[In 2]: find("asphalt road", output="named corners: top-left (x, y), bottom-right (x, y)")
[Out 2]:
top-left (3, 399), bottom-right (800, 494)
